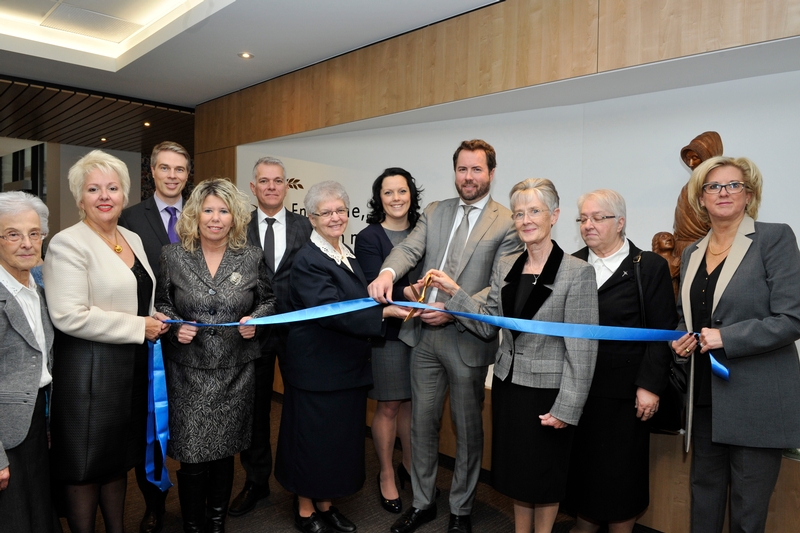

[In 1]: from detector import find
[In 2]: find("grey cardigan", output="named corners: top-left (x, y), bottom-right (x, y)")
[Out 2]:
top-left (0, 283), bottom-right (54, 469)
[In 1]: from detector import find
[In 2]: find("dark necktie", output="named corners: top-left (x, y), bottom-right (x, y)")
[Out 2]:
top-left (437, 205), bottom-right (475, 302)
top-left (264, 218), bottom-right (276, 272)
top-left (165, 206), bottom-right (179, 243)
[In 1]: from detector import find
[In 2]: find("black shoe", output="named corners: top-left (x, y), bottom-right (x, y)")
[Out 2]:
top-left (295, 512), bottom-right (335, 533)
top-left (378, 473), bottom-right (402, 514)
top-left (206, 456), bottom-right (235, 533)
top-left (316, 505), bottom-right (357, 532)
top-left (390, 505), bottom-right (437, 533)
top-left (396, 464), bottom-right (440, 499)
top-left (139, 508), bottom-right (164, 533)
top-left (228, 481), bottom-right (270, 517)
top-left (447, 514), bottom-right (472, 533)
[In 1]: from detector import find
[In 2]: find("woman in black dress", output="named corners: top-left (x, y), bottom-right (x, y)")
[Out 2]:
top-left (355, 168), bottom-right (423, 514)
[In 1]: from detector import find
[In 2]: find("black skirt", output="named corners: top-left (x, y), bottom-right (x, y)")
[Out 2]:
top-left (490, 374), bottom-right (575, 504)
top-left (275, 382), bottom-right (367, 499)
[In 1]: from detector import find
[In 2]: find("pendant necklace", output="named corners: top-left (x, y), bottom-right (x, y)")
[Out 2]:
top-left (85, 220), bottom-right (123, 253)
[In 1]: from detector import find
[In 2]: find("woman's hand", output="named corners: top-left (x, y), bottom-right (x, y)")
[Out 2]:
top-left (0, 466), bottom-right (9, 491)
top-left (539, 412), bottom-right (567, 429)
top-left (238, 316), bottom-right (256, 339)
top-left (635, 387), bottom-right (660, 421)
top-left (426, 269), bottom-right (460, 297)
top-left (144, 316), bottom-right (168, 341)
top-left (672, 332), bottom-right (697, 358)
top-left (177, 323), bottom-right (198, 344)
top-left (382, 305), bottom-right (417, 320)
top-left (697, 328), bottom-right (723, 352)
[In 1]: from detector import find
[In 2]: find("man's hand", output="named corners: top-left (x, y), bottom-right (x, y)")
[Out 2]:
top-left (419, 302), bottom-right (453, 326)
top-left (368, 270), bottom-right (395, 304)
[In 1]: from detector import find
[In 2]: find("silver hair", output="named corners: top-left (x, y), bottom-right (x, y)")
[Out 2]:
top-left (252, 157), bottom-right (286, 181)
top-left (577, 189), bottom-right (627, 238)
top-left (67, 150), bottom-right (130, 220)
top-left (304, 180), bottom-right (350, 214)
top-left (509, 178), bottom-right (560, 213)
top-left (0, 191), bottom-right (49, 235)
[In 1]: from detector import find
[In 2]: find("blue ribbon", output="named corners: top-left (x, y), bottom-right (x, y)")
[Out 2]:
top-left (146, 340), bottom-right (173, 491)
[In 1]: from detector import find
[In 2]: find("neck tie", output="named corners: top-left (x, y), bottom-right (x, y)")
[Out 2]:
top-left (437, 205), bottom-right (475, 302)
top-left (165, 206), bottom-right (179, 244)
top-left (263, 218), bottom-right (276, 272)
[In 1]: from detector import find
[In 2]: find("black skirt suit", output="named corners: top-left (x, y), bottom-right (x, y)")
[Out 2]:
top-left (275, 238), bottom-right (385, 499)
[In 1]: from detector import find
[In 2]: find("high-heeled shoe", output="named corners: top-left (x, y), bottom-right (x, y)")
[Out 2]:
top-left (378, 473), bottom-right (402, 514)
top-left (397, 463), bottom-right (441, 499)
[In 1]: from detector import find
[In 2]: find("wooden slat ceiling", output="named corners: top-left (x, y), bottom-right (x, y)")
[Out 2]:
top-left (0, 76), bottom-right (194, 155)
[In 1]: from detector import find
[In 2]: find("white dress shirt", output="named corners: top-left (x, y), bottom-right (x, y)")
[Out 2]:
top-left (311, 230), bottom-right (355, 272)
top-left (257, 207), bottom-right (287, 269)
top-left (587, 239), bottom-right (629, 288)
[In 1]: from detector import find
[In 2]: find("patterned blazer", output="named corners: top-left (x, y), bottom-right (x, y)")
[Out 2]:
top-left (447, 245), bottom-right (599, 425)
top-left (156, 244), bottom-right (276, 369)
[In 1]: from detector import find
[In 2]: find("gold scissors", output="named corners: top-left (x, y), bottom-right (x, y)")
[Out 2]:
top-left (404, 274), bottom-right (432, 322)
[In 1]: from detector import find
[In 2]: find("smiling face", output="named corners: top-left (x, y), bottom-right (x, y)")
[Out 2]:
top-left (700, 165), bottom-right (752, 224)
top-left (198, 194), bottom-right (233, 247)
top-left (513, 193), bottom-right (558, 247)
top-left (250, 163), bottom-right (288, 216)
top-left (152, 150), bottom-right (189, 204)
top-left (579, 197), bottom-right (625, 257)
top-left (380, 174), bottom-right (411, 224)
top-left (0, 209), bottom-right (43, 284)
top-left (80, 169), bottom-right (124, 228)
top-left (310, 198), bottom-right (348, 246)
top-left (454, 150), bottom-right (494, 204)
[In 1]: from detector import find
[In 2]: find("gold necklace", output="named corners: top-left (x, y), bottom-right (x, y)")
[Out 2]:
top-left (84, 220), bottom-right (123, 253)
top-left (708, 242), bottom-right (732, 256)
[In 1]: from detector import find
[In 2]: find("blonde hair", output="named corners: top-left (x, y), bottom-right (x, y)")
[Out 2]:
top-left (176, 178), bottom-right (250, 252)
top-left (67, 150), bottom-right (130, 220)
top-left (687, 156), bottom-right (762, 225)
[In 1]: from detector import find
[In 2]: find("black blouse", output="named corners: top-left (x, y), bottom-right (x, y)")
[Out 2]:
top-left (689, 254), bottom-right (725, 406)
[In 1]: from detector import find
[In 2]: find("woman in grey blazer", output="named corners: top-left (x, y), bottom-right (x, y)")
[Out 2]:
top-left (671, 156), bottom-right (800, 533)
top-left (429, 178), bottom-right (598, 533)
top-left (156, 179), bottom-right (276, 533)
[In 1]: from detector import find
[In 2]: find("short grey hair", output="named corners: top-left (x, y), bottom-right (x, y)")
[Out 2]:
top-left (304, 180), bottom-right (350, 214)
top-left (67, 150), bottom-right (130, 220)
top-left (252, 157), bottom-right (286, 181)
top-left (0, 191), bottom-right (49, 235)
top-left (509, 178), bottom-right (560, 213)
top-left (577, 189), bottom-right (627, 238)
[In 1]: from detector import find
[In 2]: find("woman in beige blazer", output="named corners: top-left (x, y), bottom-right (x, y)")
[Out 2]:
top-left (43, 150), bottom-right (169, 533)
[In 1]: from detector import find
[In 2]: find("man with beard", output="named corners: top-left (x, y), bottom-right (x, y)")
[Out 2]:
top-left (369, 140), bottom-right (521, 533)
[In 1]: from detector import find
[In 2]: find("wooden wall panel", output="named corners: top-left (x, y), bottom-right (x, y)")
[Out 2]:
top-left (598, 0), bottom-right (800, 72)
top-left (193, 146), bottom-right (236, 183)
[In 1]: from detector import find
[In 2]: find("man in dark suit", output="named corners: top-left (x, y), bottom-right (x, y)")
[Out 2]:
top-left (119, 141), bottom-right (190, 533)
top-left (369, 140), bottom-right (522, 533)
top-left (228, 156), bottom-right (313, 517)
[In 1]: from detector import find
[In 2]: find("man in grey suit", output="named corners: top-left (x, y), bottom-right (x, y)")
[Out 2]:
top-left (228, 156), bottom-right (313, 517)
top-left (119, 141), bottom-right (190, 533)
top-left (369, 140), bottom-right (522, 533)
top-left (0, 192), bottom-right (57, 533)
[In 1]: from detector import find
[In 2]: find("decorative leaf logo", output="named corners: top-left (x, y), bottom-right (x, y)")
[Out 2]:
top-left (288, 178), bottom-right (304, 190)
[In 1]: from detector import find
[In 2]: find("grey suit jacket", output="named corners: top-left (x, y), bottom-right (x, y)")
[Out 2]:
top-left (119, 195), bottom-right (171, 279)
top-left (0, 283), bottom-right (55, 469)
top-left (381, 196), bottom-right (522, 367)
top-left (678, 215), bottom-right (800, 451)
top-left (447, 248), bottom-right (598, 425)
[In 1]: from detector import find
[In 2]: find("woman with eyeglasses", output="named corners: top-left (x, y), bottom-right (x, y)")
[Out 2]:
top-left (564, 190), bottom-right (677, 533)
top-left (428, 178), bottom-right (598, 533)
top-left (670, 156), bottom-right (800, 532)
top-left (275, 181), bottom-right (408, 533)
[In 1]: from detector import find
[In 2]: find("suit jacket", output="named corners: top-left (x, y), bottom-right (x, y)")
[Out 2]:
top-left (0, 283), bottom-right (54, 470)
top-left (156, 244), bottom-right (276, 369)
top-left (381, 196), bottom-right (522, 367)
top-left (283, 240), bottom-right (385, 392)
top-left (447, 245), bottom-right (598, 425)
top-left (119, 195), bottom-right (172, 280)
top-left (678, 215), bottom-right (800, 450)
top-left (246, 208), bottom-right (313, 354)
top-left (574, 242), bottom-right (677, 399)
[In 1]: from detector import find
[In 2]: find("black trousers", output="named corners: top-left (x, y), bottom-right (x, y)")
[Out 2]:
top-left (238, 352), bottom-right (277, 486)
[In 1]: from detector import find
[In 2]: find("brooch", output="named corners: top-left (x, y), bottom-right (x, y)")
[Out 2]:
top-left (230, 272), bottom-right (242, 285)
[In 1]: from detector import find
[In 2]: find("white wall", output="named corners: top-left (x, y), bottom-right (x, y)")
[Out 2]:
top-left (237, 68), bottom-right (800, 252)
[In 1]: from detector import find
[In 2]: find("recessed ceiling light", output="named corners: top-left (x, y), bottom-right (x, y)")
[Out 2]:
top-left (238, 52), bottom-right (254, 59)
top-left (144, 122), bottom-right (151, 127)
top-left (100, 138), bottom-right (107, 142)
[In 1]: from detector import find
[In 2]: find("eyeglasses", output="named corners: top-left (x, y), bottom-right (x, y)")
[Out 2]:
top-left (576, 215), bottom-right (616, 225)
top-left (702, 181), bottom-right (747, 194)
top-left (312, 208), bottom-right (349, 219)
top-left (511, 208), bottom-right (549, 221)
top-left (0, 231), bottom-right (46, 243)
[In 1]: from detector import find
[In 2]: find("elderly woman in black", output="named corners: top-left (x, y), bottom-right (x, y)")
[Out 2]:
top-left (671, 156), bottom-right (800, 533)
top-left (276, 181), bottom-right (407, 533)
top-left (156, 179), bottom-right (276, 533)
top-left (566, 189), bottom-right (677, 533)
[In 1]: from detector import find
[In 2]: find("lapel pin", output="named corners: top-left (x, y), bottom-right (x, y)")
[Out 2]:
top-left (230, 272), bottom-right (242, 285)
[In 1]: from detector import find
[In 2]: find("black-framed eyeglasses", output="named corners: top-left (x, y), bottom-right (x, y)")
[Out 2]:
top-left (311, 208), bottom-right (349, 219)
top-left (511, 208), bottom-right (549, 221)
top-left (576, 215), bottom-right (616, 225)
top-left (702, 181), bottom-right (747, 194)
top-left (0, 231), bottom-right (46, 243)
